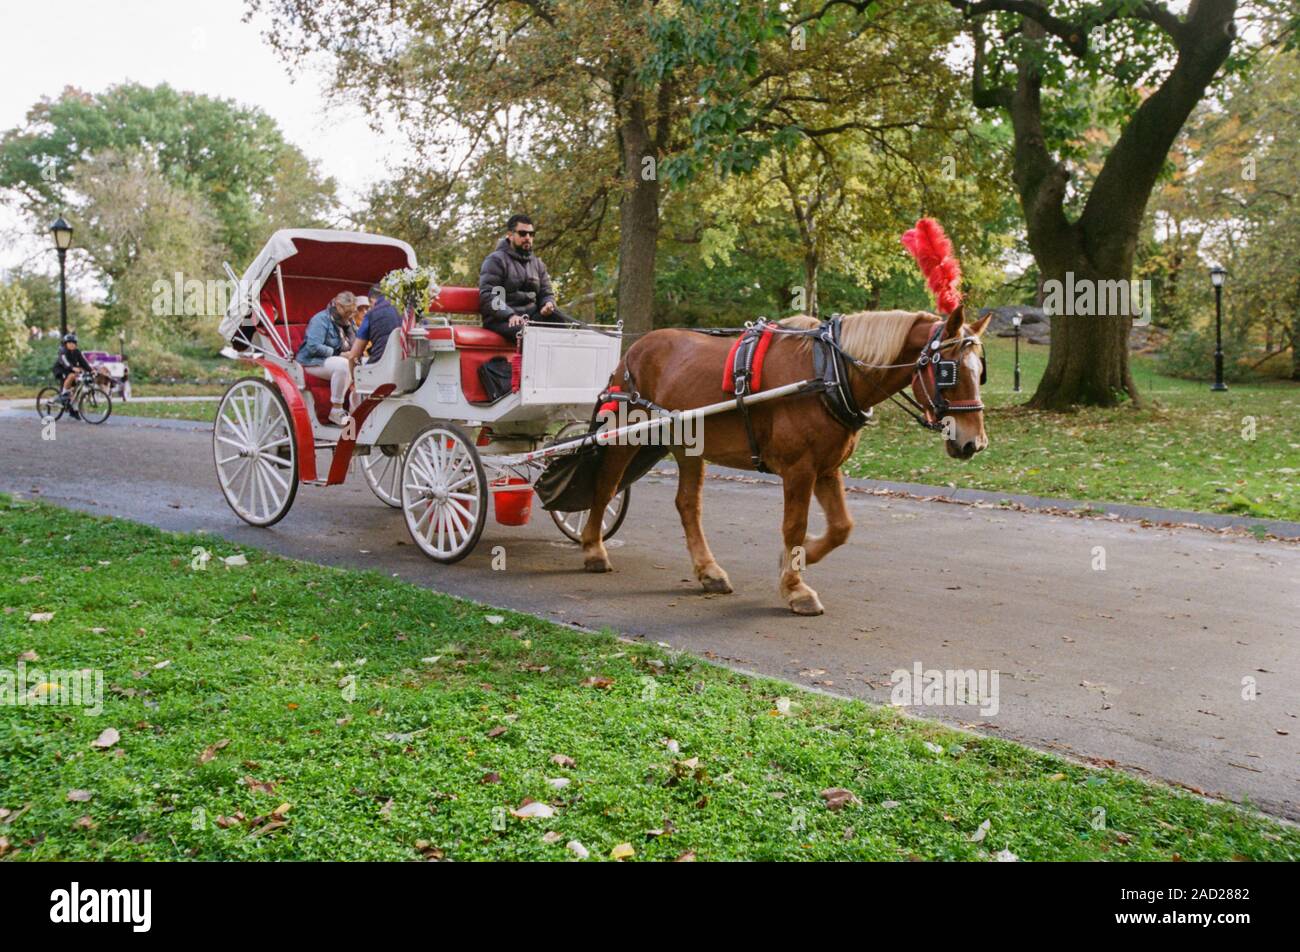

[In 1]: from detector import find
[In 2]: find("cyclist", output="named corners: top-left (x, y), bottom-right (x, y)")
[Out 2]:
top-left (52, 332), bottom-right (94, 420)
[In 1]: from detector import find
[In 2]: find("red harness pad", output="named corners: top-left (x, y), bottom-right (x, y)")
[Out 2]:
top-left (722, 328), bottom-right (775, 394)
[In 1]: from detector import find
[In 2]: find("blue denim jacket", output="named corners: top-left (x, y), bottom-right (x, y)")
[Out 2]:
top-left (297, 308), bottom-right (345, 367)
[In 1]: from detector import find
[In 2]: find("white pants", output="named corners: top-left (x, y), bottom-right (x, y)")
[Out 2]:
top-left (305, 356), bottom-right (351, 405)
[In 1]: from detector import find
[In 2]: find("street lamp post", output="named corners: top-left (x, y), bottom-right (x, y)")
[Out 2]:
top-left (50, 216), bottom-right (73, 338)
top-left (1012, 313), bottom-right (1023, 393)
top-left (1210, 264), bottom-right (1228, 392)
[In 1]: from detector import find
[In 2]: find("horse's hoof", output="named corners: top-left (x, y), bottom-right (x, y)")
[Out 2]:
top-left (700, 574), bottom-right (733, 595)
top-left (584, 557), bottom-right (612, 573)
top-left (788, 593), bottom-right (824, 616)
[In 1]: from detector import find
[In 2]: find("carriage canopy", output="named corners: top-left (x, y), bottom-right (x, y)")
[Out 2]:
top-left (218, 229), bottom-right (417, 343)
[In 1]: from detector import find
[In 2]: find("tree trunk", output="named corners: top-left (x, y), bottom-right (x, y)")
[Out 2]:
top-left (803, 251), bottom-right (819, 318)
top-left (1032, 268), bottom-right (1137, 409)
top-left (1292, 307), bottom-right (1300, 381)
top-left (614, 82), bottom-right (660, 342)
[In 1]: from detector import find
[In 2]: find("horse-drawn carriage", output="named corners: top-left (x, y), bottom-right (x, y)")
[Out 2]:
top-left (213, 229), bottom-right (631, 562)
top-left (215, 221), bottom-right (989, 614)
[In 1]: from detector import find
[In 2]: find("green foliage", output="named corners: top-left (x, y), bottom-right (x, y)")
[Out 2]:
top-left (0, 83), bottom-right (336, 262)
top-left (0, 282), bottom-right (31, 365)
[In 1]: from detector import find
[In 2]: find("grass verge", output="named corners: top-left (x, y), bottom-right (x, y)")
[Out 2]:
top-left (847, 337), bottom-right (1300, 521)
top-left (1, 497), bottom-right (1295, 861)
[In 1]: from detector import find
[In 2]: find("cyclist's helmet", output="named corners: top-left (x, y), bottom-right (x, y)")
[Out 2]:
top-left (62, 332), bottom-right (78, 345)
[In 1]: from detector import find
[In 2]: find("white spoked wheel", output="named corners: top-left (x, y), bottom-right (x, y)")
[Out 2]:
top-left (213, 377), bottom-right (299, 527)
top-left (361, 443), bottom-right (406, 508)
top-left (547, 422), bottom-right (631, 543)
top-left (402, 424), bottom-right (487, 564)
top-left (551, 486), bottom-right (631, 543)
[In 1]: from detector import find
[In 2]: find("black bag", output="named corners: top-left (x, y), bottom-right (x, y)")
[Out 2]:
top-left (477, 355), bottom-right (514, 403)
top-left (536, 439), bottom-right (668, 512)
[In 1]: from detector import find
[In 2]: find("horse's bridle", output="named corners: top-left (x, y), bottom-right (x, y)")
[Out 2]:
top-left (898, 323), bottom-right (986, 431)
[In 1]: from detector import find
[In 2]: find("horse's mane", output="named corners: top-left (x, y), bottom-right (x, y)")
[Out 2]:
top-left (778, 311), bottom-right (927, 367)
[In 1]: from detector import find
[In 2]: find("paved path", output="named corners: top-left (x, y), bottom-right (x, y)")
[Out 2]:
top-left (1, 411), bottom-right (1296, 819)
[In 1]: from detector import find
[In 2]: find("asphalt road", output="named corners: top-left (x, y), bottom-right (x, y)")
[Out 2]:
top-left (2, 410), bottom-right (1296, 819)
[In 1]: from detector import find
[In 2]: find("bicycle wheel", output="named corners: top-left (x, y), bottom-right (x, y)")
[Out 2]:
top-left (77, 386), bottom-right (113, 424)
top-left (35, 387), bottom-right (66, 421)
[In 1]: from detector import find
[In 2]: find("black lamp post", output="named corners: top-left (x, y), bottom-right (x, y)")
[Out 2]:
top-left (1012, 313), bottom-right (1023, 393)
top-left (1210, 264), bottom-right (1228, 392)
top-left (50, 216), bottom-right (73, 338)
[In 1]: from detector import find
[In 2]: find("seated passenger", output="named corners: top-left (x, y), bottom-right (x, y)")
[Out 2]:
top-left (346, 286), bottom-right (402, 366)
top-left (478, 213), bottom-right (570, 343)
top-left (297, 291), bottom-right (357, 426)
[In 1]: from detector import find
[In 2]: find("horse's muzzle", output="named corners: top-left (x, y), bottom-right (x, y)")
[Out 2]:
top-left (946, 439), bottom-right (982, 460)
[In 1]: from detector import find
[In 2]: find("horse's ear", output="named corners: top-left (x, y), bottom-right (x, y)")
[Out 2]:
top-left (969, 312), bottom-right (992, 337)
top-left (943, 304), bottom-right (964, 339)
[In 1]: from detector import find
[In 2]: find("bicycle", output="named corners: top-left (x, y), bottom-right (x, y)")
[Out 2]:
top-left (36, 370), bottom-right (113, 425)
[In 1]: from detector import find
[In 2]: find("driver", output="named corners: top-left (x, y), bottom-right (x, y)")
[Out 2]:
top-left (477, 213), bottom-right (569, 342)
top-left (52, 332), bottom-right (94, 419)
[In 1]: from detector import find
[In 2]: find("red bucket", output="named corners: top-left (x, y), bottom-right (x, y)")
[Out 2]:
top-left (492, 476), bottom-right (533, 526)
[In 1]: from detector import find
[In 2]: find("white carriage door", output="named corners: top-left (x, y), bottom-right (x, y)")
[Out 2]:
top-left (519, 327), bottom-right (620, 407)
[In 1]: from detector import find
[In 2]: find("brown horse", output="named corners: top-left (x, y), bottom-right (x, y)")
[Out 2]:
top-left (578, 305), bottom-right (991, 614)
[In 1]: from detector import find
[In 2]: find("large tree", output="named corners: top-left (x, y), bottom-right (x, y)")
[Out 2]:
top-left (252, 0), bottom-right (694, 338)
top-left (657, 0), bottom-right (1288, 407)
top-left (0, 83), bottom-right (337, 262)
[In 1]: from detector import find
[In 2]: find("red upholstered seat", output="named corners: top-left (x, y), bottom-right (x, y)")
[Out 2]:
top-left (430, 286), bottom-right (481, 314)
top-left (424, 326), bottom-right (513, 349)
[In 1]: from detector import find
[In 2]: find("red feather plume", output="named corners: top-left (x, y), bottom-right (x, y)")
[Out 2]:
top-left (900, 218), bottom-right (963, 314)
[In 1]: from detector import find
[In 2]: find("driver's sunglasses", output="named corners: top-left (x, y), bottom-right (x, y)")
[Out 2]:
top-left (515, 229), bottom-right (535, 237)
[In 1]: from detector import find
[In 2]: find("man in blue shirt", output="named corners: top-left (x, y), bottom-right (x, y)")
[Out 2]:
top-left (346, 286), bottom-right (403, 365)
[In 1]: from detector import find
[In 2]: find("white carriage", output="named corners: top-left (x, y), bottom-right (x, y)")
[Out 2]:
top-left (213, 229), bottom-right (630, 562)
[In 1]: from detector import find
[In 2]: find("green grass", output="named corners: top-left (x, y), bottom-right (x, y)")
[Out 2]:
top-left (848, 336), bottom-right (1300, 521)
top-left (0, 383), bottom-right (229, 400)
top-left (110, 400), bottom-right (218, 422)
top-left (1, 497), bottom-right (1294, 861)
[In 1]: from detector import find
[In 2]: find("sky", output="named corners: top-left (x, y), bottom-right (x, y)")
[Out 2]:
top-left (2, 0), bottom-right (410, 276)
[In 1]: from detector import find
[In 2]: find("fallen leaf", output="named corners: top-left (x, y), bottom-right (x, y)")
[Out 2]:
top-left (541, 830), bottom-right (563, 845)
top-left (480, 771), bottom-right (501, 785)
top-left (610, 842), bottom-right (635, 860)
top-left (580, 676), bottom-right (614, 689)
top-left (28, 612), bottom-right (54, 623)
top-left (223, 554), bottom-right (248, 567)
top-left (414, 840), bottom-right (445, 860)
top-left (675, 850), bottom-right (697, 862)
top-left (17, 651), bottom-right (38, 662)
top-left (970, 819), bottom-right (991, 843)
top-left (511, 801), bottom-right (555, 819)
top-left (486, 725), bottom-right (508, 738)
top-left (67, 790), bottom-right (93, 803)
top-left (550, 754), bottom-right (576, 768)
top-left (994, 848), bottom-right (1018, 862)
top-left (484, 615), bottom-right (505, 625)
top-left (820, 788), bottom-right (861, 811)
top-left (566, 840), bottom-right (589, 859)
top-left (198, 739), bottom-right (231, 764)
top-left (242, 776), bottom-right (278, 796)
top-left (73, 815), bottom-right (97, 830)
top-left (546, 777), bottom-right (571, 789)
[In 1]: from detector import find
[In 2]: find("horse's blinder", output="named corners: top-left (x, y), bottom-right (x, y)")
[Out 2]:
top-left (913, 324), bottom-right (985, 430)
